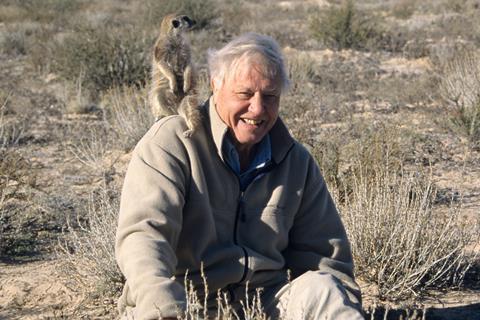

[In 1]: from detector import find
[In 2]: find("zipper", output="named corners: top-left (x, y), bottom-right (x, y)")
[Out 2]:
top-left (233, 191), bottom-right (250, 285)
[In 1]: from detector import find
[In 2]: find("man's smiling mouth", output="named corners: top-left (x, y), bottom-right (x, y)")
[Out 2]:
top-left (242, 118), bottom-right (264, 125)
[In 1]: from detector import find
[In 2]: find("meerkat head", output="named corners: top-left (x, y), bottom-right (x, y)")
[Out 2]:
top-left (161, 14), bottom-right (196, 36)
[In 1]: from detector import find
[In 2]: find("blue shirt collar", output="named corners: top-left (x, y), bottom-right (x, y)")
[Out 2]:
top-left (222, 134), bottom-right (272, 191)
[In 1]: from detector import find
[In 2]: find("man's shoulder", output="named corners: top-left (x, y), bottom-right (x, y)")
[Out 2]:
top-left (147, 115), bottom-right (188, 140)
top-left (284, 139), bottom-right (315, 163)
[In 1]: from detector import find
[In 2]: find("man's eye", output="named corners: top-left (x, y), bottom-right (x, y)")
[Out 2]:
top-left (237, 92), bottom-right (252, 99)
top-left (264, 94), bottom-right (278, 100)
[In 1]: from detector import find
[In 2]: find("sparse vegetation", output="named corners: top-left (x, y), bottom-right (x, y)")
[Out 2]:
top-left (0, 0), bottom-right (479, 318)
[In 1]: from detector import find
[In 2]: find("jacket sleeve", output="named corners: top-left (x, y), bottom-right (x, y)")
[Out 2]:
top-left (115, 120), bottom-right (190, 319)
top-left (283, 154), bottom-right (361, 303)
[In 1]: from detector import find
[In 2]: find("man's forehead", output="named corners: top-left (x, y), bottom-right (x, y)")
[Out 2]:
top-left (228, 62), bottom-right (281, 90)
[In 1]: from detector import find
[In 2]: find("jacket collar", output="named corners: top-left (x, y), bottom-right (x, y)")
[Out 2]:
top-left (206, 96), bottom-right (295, 165)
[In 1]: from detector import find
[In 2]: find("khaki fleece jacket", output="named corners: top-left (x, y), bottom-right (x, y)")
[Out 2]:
top-left (115, 97), bottom-right (360, 319)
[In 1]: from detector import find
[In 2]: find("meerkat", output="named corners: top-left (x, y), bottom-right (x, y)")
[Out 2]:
top-left (149, 13), bottom-right (201, 137)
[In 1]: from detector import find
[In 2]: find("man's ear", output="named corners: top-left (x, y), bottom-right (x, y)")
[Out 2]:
top-left (210, 78), bottom-right (216, 93)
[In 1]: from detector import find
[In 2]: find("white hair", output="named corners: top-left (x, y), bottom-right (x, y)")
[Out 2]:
top-left (207, 33), bottom-right (290, 91)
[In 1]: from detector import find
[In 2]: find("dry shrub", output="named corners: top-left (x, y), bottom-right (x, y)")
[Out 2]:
top-left (1, 100), bottom-right (28, 148)
top-left (391, 0), bottom-right (416, 20)
top-left (307, 121), bottom-right (478, 302)
top-left (1, 25), bottom-right (28, 56)
top-left (27, 25), bottom-right (60, 73)
top-left (59, 186), bottom-right (124, 297)
top-left (337, 164), bottom-right (477, 301)
top-left (0, 149), bottom-right (35, 198)
top-left (65, 123), bottom-right (113, 177)
top-left (52, 25), bottom-right (150, 96)
top-left (439, 48), bottom-right (480, 142)
top-left (100, 85), bottom-right (155, 151)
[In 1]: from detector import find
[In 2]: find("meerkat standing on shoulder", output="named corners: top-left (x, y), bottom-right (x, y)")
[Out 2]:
top-left (149, 13), bottom-right (201, 137)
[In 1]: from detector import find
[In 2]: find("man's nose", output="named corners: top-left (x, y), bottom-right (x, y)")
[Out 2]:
top-left (249, 93), bottom-right (264, 115)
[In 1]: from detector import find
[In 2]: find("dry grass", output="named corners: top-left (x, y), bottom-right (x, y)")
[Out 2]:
top-left (0, 96), bottom-right (28, 148)
top-left (439, 48), bottom-right (480, 143)
top-left (65, 124), bottom-right (113, 177)
top-left (100, 85), bottom-right (155, 152)
top-left (59, 186), bottom-right (124, 297)
top-left (0, 0), bottom-right (478, 318)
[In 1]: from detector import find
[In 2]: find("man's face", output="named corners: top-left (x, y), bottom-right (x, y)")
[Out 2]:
top-left (212, 60), bottom-right (281, 153)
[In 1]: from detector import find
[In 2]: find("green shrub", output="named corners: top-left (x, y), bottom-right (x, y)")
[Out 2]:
top-left (309, 0), bottom-right (382, 50)
top-left (52, 25), bottom-right (150, 96)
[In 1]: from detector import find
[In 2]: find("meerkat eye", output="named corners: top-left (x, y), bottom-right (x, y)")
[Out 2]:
top-left (183, 16), bottom-right (196, 26)
top-left (172, 19), bottom-right (180, 28)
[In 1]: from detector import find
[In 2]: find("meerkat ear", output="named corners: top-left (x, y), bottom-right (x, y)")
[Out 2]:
top-left (172, 19), bottom-right (180, 28)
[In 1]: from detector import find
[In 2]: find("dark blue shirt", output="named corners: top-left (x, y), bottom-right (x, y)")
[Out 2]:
top-left (222, 134), bottom-right (272, 191)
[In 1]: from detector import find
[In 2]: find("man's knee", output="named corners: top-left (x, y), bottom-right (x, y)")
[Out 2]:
top-left (273, 271), bottom-right (364, 320)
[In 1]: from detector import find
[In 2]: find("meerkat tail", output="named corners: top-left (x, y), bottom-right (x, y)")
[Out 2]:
top-left (179, 94), bottom-right (201, 137)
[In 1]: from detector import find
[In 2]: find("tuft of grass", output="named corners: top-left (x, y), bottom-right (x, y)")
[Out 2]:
top-left (100, 85), bottom-right (155, 152)
top-left (1, 97), bottom-right (28, 147)
top-left (439, 48), bottom-right (480, 143)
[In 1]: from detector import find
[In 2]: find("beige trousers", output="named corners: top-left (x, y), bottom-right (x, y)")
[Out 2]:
top-left (121, 271), bottom-right (364, 320)
top-left (263, 271), bottom-right (364, 320)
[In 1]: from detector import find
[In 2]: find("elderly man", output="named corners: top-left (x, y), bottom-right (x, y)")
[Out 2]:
top-left (115, 33), bottom-right (364, 320)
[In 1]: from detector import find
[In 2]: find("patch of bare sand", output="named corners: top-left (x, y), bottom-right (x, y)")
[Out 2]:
top-left (380, 57), bottom-right (432, 76)
top-left (0, 259), bottom-right (114, 319)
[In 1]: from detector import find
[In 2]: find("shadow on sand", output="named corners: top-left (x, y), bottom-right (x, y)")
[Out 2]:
top-left (366, 302), bottom-right (480, 320)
